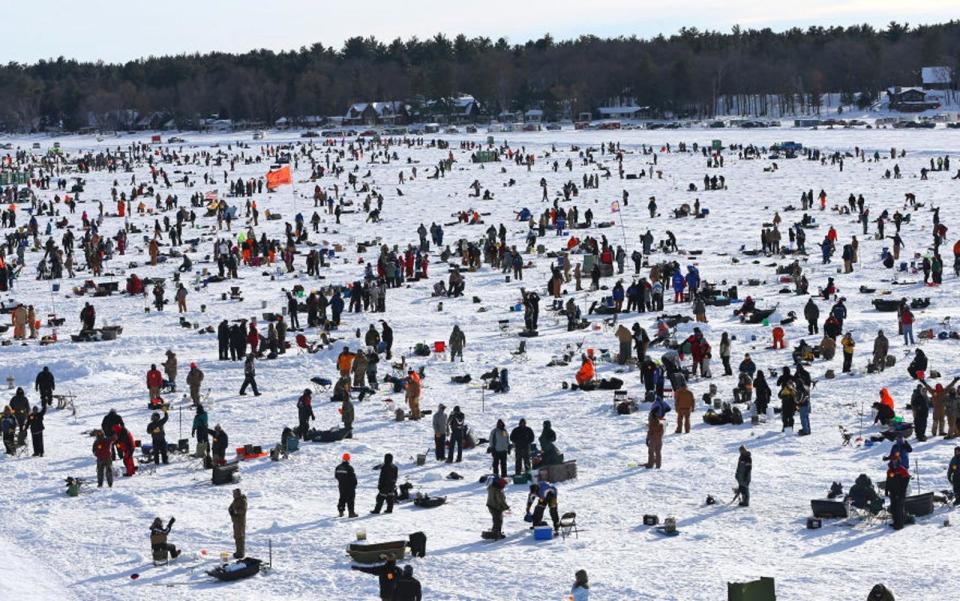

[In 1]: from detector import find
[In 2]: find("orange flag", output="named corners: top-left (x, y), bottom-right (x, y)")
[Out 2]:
top-left (266, 165), bottom-right (292, 190)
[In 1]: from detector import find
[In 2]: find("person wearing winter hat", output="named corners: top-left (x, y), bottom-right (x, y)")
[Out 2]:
top-left (486, 477), bottom-right (509, 539)
top-left (186, 362), bottom-right (204, 405)
top-left (351, 557), bottom-right (402, 600)
top-left (335, 452), bottom-right (358, 517)
top-left (372, 453), bottom-right (398, 514)
top-left (394, 564), bottom-right (422, 601)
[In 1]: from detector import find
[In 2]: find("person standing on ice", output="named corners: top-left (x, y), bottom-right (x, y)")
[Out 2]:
top-left (371, 453), bottom-right (398, 514)
top-left (486, 477), bottom-right (509, 540)
top-left (735, 445), bottom-right (752, 507)
top-left (229, 488), bottom-right (247, 558)
top-left (335, 452), bottom-right (358, 518)
top-left (239, 354), bottom-right (260, 396)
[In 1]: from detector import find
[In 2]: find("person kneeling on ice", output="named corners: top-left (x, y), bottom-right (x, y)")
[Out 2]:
top-left (150, 517), bottom-right (181, 559)
top-left (351, 558), bottom-right (402, 601)
top-left (526, 481), bottom-right (561, 534)
top-left (486, 477), bottom-right (510, 539)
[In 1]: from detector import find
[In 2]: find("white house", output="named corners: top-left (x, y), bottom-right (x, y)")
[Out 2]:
top-left (922, 66), bottom-right (952, 90)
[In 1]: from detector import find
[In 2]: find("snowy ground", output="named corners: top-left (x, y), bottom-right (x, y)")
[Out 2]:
top-left (2, 126), bottom-right (960, 600)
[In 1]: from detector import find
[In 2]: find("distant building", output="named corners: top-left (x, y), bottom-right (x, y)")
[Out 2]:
top-left (887, 87), bottom-right (939, 112)
top-left (597, 106), bottom-right (650, 119)
top-left (921, 66), bottom-right (952, 90)
top-left (343, 102), bottom-right (408, 126)
top-left (524, 109), bottom-right (544, 123)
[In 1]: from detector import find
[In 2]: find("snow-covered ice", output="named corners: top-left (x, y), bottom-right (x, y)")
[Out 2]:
top-left (1, 126), bottom-right (960, 600)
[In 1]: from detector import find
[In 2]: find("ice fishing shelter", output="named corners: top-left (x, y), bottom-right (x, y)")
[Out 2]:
top-left (472, 150), bottom-right (499, 163)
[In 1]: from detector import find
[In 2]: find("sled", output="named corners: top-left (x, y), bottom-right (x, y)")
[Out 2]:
top-left (207, 557), bottom-right (262, 582)
top-left (872, 299), bottom-right (902, 312)
top-left (810, 499), bottom-right (848, 519)
top-left (347, 540), bottom-right (407, 564)
top-left (654, 526), bottom-right (679, 537)
top-left (313, 428), bottom-right (350, 443)
top-left (413, 494), bottom-right (446, 509)
top-left (904, 492), bottom-right (935, 517)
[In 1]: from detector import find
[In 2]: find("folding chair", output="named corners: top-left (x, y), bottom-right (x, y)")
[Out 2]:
top-left (559, 511), bottom-right (579, 539)
top-left (310, 376), bottom-right (332, 394)
top-left (433, 340), bottom-right (446, 359)
top-left (296, 334), bottom-right (319, 354)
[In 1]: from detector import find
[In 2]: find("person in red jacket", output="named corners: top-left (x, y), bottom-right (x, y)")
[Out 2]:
top-left (114, 424), bottom-right (137, 477)
top-left (146, 364), bottom-right (163, 402)
top-left (247, 323), bottom-right (260, 355)
top-left (92, 430), bottom-right (115, 487)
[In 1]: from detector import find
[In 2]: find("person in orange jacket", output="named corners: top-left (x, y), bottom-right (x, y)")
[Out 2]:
top-left (575, 356), bottom-right (595, 387)
top-left (337, 347), bottom-right (356, 377)
top-left (405, 370), bottom-right (422, 420)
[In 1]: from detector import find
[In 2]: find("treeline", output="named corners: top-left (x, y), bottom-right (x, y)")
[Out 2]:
top-left (1, 21), bottom-right (959, 131)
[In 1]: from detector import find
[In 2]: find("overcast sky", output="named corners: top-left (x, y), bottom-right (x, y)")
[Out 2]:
top-left (1, 0), bottom-right (955, 64)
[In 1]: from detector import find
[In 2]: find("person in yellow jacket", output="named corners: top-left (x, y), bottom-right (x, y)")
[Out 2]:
top-left (841, 332), bottom-right (855, 373)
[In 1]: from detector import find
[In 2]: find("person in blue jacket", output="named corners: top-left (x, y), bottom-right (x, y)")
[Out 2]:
top-left (650, 395), bottom-right (671, 419)
top-left (671, 267), bottom-right (686, 303)
top-left (330, 289), bottom-right (344, 326)
top-left (611, 280), bottom-right (625, 313)
top-left (526, 481), bottom-right (561, 533)
top-left (686, 265), bottom-right (700, 297)
top-left (886, 436), bottom-right (912, 470)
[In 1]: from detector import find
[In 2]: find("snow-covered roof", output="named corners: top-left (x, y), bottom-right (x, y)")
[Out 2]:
top-left (345, 101), bottom-right (405, 119)
top-left (598, 106), bottom-right (647, 116)
top-left (922, 66), bottom-right (951, 85)
top-left (525, 109), bottom-right (544, 117)
top-left (887, 87), bottom-right (925, 96)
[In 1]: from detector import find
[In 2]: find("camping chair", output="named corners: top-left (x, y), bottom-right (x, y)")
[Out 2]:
top-left (296, 334), bottom-right (319, 354)
top-left (850, 497), bottom-right (888, 525)
top-left (310, 376), bottom-right (332, 394)
top-left (433, 340), bottom-right (446, 359)
top-left (559, 512), bottom-right (579, 539)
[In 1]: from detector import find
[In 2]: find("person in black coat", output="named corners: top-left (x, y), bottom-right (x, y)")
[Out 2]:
top-left (217, 320), bottom-right (230, 360)
top-left (297, 389), bottom-right (315, 438)
top-left (394, 565), bottom-right (423, 601)
top-left (286, 292), bottom-right (300, 330)
top-left (380, 320), bottom-right (393, 359)
top-left (510, 418), bottom-right (535, 475)
top-left (372, 453), bottom-right (398, 514)
top-left (335, 452), bottom-right (358, 517)
top-left (101, 409), bottom-right (124, 459)
top-left (27, 404), bottom-right (46, 456)
top-left (9, 387), bottom-right (30, 438)
top-left (34, 367), bottom-right (55, 407)
top-left (211, 424), bottom-right (229, 465)
top-left (885, 458), bottom-right (910, 530)
top-left (735, 445), bottom-right (752, 507)
top-left (146, 408), bottom-right (170, 465)
top-left (447, 406), bottom-right (465, 463)
top-left (803, 298), bottom-right (820, 335)
top-left (229, 323), bottom-right (246, 361)
top-left (753, 371), bottom-right (771, 415)
top-left (948, 447), bottom-right (960, 506)
top-left (351, 558), bottom-right (402, 601)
